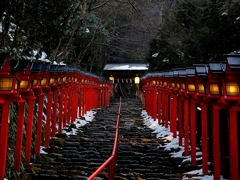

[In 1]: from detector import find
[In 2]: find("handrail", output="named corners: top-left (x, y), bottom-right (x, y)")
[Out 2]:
top-left (88, 98), bottom-right (122, 180)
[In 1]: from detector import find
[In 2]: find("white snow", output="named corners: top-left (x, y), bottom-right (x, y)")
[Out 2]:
top-left (62, 110), bottom-right (96, 136)
top-left (152, 53), bottom-right (159, 57)
top-left (103, 64), bottom-right (149, 70)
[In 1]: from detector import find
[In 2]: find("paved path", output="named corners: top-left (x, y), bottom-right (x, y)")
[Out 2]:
top-left (22, 99), bottom-right (201, 180)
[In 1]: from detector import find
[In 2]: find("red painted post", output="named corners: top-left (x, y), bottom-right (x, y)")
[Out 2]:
top-left (35, 93), bottom-right (44, 156)
top-left (59, 89), bottom-right (64, 133)
top-left (229, 107), bottom-right (239, 180)
top-left (63, 88), bottom-right (68, 127)
top-left (44, 92), bottom-right (52, 147)
top-left (51, 91), bottom-right (58, 137)
top-left (178, 97), bottom-right (183, 146)
top-left (170, 95), bottom-right (173, 132)
top-left (184, 98), bottom-right (189, 156)
top-left (201, 104), bottom-right (208, 174)
top-left (25, 98), bottom-right (35, 164)
top-left (71, 88), bottom-right (76, 123)
top-left (67, 88), bottom-right (71, 124)
top-left (144, 90), bottom-right (147, 114)
top-left (172, 95), bottom-right (177, 138)
top-left (0, 100), bottom-right (11, 180)
top-left (212, 106), bottom-right (220, 180)
top-left (165, 93), bottom-right (169, 128)
top-left (101, 87), bottom-right (105, 108)
top-left (105, 87), bottom-right (108, 107)
top-left (14, 100), bottom-right (25, 172)
top-left (157, 90), bottom-right (162, 124)
top-left (152, 88), bottom-right (157, 120)
top-left (85, 87), bottom-right (88, 112)
top-left (161, 91), bottom-right (165, 126)
top-left (190, 99), bottom-right (196, 165)
top-left (81, 88), bottom-right (84, 116)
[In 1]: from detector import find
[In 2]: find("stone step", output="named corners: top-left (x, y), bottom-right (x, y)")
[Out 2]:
top-left (24, 99), bottom-right (201, 180)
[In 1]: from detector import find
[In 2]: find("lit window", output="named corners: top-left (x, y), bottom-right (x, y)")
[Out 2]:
top-left (226, 82), bottom-right (239, 96)
top-left (198, 84), bottom-right (205, 94)
top-left (210, 84), bottom-right (219, 94)
top-left (0, 78), bottom-right (13, 90)
top-left (41, 78), bottom-right (47, 86)
top-left (20, 80), bottom-right (28, 89)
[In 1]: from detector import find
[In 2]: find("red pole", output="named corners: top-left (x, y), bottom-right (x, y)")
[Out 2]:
top-left (229, 107), bottom-right (239, 180)
top-left (172, 95), bottom-right (177, 138)
top-left (81, 87), bottom-right (84, 116)
top-left (0, 100), bottom-right (10, 180)
top-left (161, 91), bottom-right (165, 126)
top-left (101, 87), bottom-right (105, 108)
top-left (67, 88), bottom-right (71, 124)
top-left (72, 88), bottom-right (76, 123)
top-left (158, 90), bottom-right (162, 124)
top-left (25, 98), bottom-right (35, 164)
top-left (212, 106), bottom-right (220, 180)
top-left (152, 88), bottom-right (157, 120)
top-left (59, 89), bottom-right (64, 133)
top-left (184, 98), bottom-right (189, 156)
top-left (201, 104), bottom-right (208, 174)
top-left (165, 93), bottom-right (168, 128)
top-left (170, 95), bottom-right (173, 132)
top-left (35, 93), bottom-right (44, 156)
top-left (178, 97), bottom-right (183, 146)
top-left (51, 91), bottom-right (58, 137)
top-left (44, 92), bottom-right (52, 147)
top-left (105, 87), bottom-right (108, 107)
top-left (190, 99), bottom-right (196, 165)
top-left (63, 88), bottom-right (68, 127)
top-left (14, 100), bottom-right (25, 172)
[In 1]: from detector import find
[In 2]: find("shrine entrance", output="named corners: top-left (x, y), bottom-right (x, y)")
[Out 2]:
top-left (103, 61), bottom-right (149, 98)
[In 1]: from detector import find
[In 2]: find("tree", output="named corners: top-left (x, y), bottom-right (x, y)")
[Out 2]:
top-left (146, 0), bottom-right (240, 72)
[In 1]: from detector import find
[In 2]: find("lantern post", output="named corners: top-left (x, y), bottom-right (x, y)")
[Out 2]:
top-left (10, 60), bottom-right (35, 171)
top-left (176, 68), bottom-right (188, 154)
top-left (221, 54), bottom-right (240, 180)
top-left (168, 70), bottom-right (178, 138)
top-left (49, 64), bottom-right (59, 137)
top-left (0, 54), bottom-right (22, 180)
top-left (56, 65), bottom-right (65, 133)
top-left (206, 61), bottom-right (226, 180)
top-left (185, 67), bottom-right (198, 165)
top-left (156, 72), bottom-right (163, 124)
top-left (162, 71), bottom-right (170, 128)
top-left (148, 73), bottom-right (157, 120)
top-left (193, 64), bottom-right (209, 174)
top-left (40, 63), bottom-right (52, 148)
top-left (62, 66), bottom-right (69, 128)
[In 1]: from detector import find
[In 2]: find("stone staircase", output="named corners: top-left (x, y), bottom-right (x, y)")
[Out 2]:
top-left (22, 99), bottom-right (201, 180)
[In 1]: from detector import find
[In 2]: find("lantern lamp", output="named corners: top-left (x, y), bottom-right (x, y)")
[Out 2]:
top-left (207, 62), bottom-right (225, 97)
top-left (185, 67), bottom-right (196, 94)
top-left (224, 54), bottom-right (240, 98)
top-left (177, 68), bottom-right (187, 95)
top-left (63, 77), bottom-right (67, 82)
top-left (188, 84), bottom-right (195, 92)
top-left (20, 81), bottom-right (29, 89)
top-left (209, 84), bottom-right (219, 95)
top-left (0, 78), bottom-right (18, 91)
top-left (109, 76), bottom-right (114, 83)
top-left (225, 82), bottom-right (239, 96)
top-left (135, 76), bottom-right (140, 84)
top-left (194, 64), bottom-right (208, 96)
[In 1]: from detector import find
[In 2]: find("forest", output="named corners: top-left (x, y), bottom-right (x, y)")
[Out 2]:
top-left (1, 0), bottom-right (240, 73)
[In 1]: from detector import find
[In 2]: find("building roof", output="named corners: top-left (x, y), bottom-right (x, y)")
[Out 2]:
top-left (103, 63), bottom-right (149, 71)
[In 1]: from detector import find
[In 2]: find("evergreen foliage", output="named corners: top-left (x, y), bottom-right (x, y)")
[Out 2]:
top-left (146, 0), bottom-right (240, 71)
